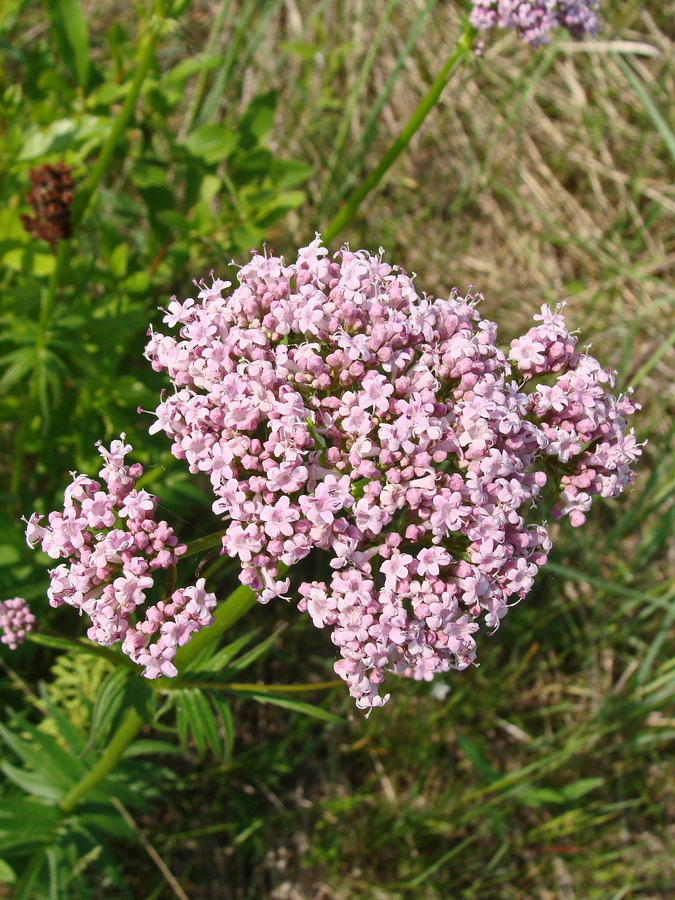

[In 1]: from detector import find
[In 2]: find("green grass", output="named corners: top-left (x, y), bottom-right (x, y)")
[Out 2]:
top-left (1, 0), bottom-right (673, 897)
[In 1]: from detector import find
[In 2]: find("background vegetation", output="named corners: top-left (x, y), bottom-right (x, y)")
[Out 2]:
top-left (0, 0), bottom-right (673, 897)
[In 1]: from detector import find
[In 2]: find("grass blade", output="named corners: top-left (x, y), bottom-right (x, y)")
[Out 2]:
top-left (614, 54), bottom-right (675, 163)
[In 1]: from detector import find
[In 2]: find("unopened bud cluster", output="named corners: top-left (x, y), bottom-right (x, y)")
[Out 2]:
top-left (0, 598), bottom-right (36, 650)
top-left (144, 237), bottom-right (641, 707)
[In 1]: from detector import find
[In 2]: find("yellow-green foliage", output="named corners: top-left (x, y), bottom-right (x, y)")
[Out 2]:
top-left (41, 653), bottom-right (114, 736)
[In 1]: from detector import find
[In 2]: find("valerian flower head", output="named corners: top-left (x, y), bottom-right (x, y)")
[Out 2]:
top-left (144, 237), bottom-right (641, 709)
top-left (24, 436), bottom-right (215, 679)
top-left (470, 0), bottom-right (600, 47)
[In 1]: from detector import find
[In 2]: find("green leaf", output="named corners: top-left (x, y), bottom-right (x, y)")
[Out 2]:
top-left (0, 799), bottom-right (60, 852)
top-left (0, 858), bottom-right (16, 884)
top-left (615, 55), bottom-right (675, 164)
top-left (0, 348), bottom-right (35, 394)
top-left (1, 248), bottom-right (56, 276)
top-left (120, 271), bottom-right (151, 294)
top-left (45, 0), bottom-right (91, 89)
top-left (18, 115), bottom-right (107, 161)
top-left (559, 777), bottom-right (604, 802)
top-left (26, 632), bottom-right (129, 669)
top-left (39, 687), bottom-right (87, 758)
top-left (239, 91), bottom-right (277, 148)
top-left (232, 147), bottom-right (273, 180)
top-left (88, 668), bottom-right (133, 750)
top-left (165, 54), bottom-right (222, 87)
top-left (269, 158), bottom-right (313, 190)
top-left (18, 119), bottom-right (77, 160)
top-left (175, 689), bottom-right (221, 758)
top-left (209, 693), bottom-right (235, 760)
top-left (76, 806), bottom-right (135, 842)
top-left (131, 161), bottom-right (169, 189)
top-left (1, 761), bottom-right (65, 803)
top-left (215, 626), bottom-right (286, 679)
top-left (0, 720), bottom-right (85, 789)
top-left (256, 190), bottom-right (306, 224)
top-left (456, 734), bottom-right (499, 783)
top-left (108, 243), bottom-right (129, 279)
top-left (121, 739), bottom-right (185, 758)
top-left (154, 210), bottom-right (191, 236)
top-left (0, 543), bottom-right (20, 565)
top-left (184, 124), bottom-right (238, 165)
top-left (229, 691), bottom-right (344, 725)
top-left (186, 627), bottom-right (261, 676)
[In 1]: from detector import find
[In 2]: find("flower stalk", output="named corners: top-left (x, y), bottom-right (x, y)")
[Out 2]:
top-left (71, 8), bottom-right (166, 228)
top-left (323, 26), bottom-right (476, 243)
top-left (58, 706), bottom-right (144, 815)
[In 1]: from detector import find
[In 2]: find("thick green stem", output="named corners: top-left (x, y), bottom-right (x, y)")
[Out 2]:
top-left (323, 26), bottom-right (476, 243)
top-left (53, 575), bottom-right (260, 812)
top-left (58, 706), bottom-right (144, 814)
top-left (171, 583), bottom-right (258, 672)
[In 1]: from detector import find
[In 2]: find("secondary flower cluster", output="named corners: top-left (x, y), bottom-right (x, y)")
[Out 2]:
top-left (145, 236), bottom-right (641, 708)
top-left (24, 436), bottom-right (216, 678)
top-left (469, 0), bottom-right (600, 47)
top-left (0, 598), bottom-right (35, 650)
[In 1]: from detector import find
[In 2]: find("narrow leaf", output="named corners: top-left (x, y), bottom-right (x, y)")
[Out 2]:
top-left (229, 691), bottom-right (344, 724)
top-left (615, 54), bottom-right (675, 163)
top-left (45, 0), bottom-right (91, 89)
top-left (88, 668), bottom-right (133, 750)
top-left (39, 687), bottom-right (87, 758)
top-left (1, 761), bottom-right (65, 803)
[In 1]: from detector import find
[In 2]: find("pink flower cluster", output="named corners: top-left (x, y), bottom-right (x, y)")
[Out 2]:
top-left (24, 436), bottom-right (216, 679)
top-left (145, 237), bottom-right (641, 708)
top-left (470, 0), bottom-right (599, 47)
top-left (0, 598), bottom-right (35, 650)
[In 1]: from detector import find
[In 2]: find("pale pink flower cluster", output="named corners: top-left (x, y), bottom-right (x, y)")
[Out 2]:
top-left (470, 0), bottom-right (599, 47)
top-left (24, 436), bottom-right (216, 679)
top-left (0, 598), bottom-right (36, 650)
top-left (145, 237), bottom-right (640, 708)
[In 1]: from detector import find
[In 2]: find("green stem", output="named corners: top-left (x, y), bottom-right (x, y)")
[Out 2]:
top-left (71, 10), bottom-right (164, 228)
top-left (182, 529), bottom-right (228, 559)
top-left (38, 241), bottom-right (69, 340)
top-left (179, 0), bottom-right (232, 139)
top-left (51, 571), bottom-right (259, 814)
top-left (170, 583), bottom-right (258, 673)
top-left (322, 26), bottom-right (476, 243)
top-left (58, 706), bottom-right (144, 814)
